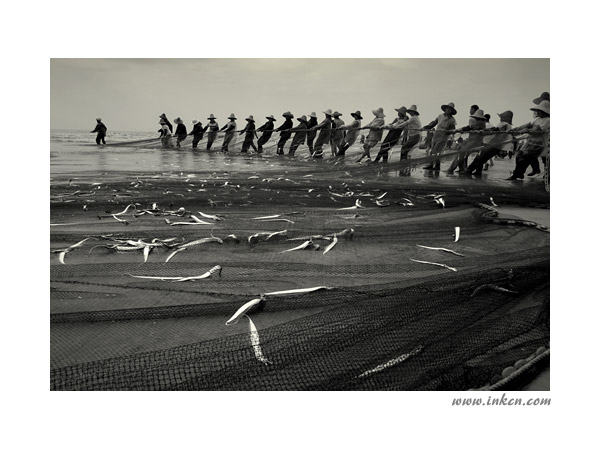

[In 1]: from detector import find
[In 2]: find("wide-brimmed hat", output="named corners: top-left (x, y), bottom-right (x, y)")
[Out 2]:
top-left (332, 111), bottom-right (342, 117)
top-left (350, 111), bottom-right (363, 120)
top-left (441, 102), bottom-right (457, 115)
top-left (372, 107), bottom-right (385, 118)
top-left (497, 110), bottom-right (513, 125)
top-left (395, 106), bottom-right (407, 115)
top-left (309, 112), bottom-right (317, 118)
top-left (207, 114), bottom-right (216, 120)
top-left (530, 100), bottom-right (550, 115)
top-left (192, 119), bottom-right (198, 124)
top-left (323, 109), bottom-right (333, 116)
top-left (246, 115), bottom-right (255, 122)
top-left (533, 92), bottom-right (550, 105)
top-left (297, 115), bottom-right (308, 123)
top-left (175, 117), bottom-right (182, 123)
top-left (282, 111), bottom-right (294, 118)
top-left (406, 105), bottom-right (419, 115)
top-left (265, 115), bottom-right (276, 121)
top-left (159, 113), bottom-right (168, 119)
top-left (470, 109), bottom-right (486, 120)
top-left (228, 114), bottom-right (237, 120)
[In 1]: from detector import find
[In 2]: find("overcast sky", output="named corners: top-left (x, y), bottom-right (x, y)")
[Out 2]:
top-left (51, 58), bottom-right (549, 132)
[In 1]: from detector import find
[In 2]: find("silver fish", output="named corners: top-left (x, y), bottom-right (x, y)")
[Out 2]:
top-left (263, 286), bottom-right (332, 296)
top-left (280, 240), bottom-right (313, 253)
top-left (454, 227), bottom-right (461, 242)
top-left (471, 284), bottom-right (519, 298)
top-left (247, 316), bottom-right (272, 365)
top-left (416, 245), bottom-right (465, 257)
top-left (357, 345), bottom-right (424, 378)
top-left (410, 258), bottom-right (457, 272)
top-left (196, 211), bottom-right (224, 221)
top-left (323, 235), bottom-right (338, 255)
top-left (226, 298), bottom-right (264, 325)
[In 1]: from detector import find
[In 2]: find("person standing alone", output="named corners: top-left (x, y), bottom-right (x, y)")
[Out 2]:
top-left (91, 118), bottom-right (107, 145)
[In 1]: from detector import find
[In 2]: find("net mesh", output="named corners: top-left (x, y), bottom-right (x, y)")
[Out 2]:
top-left (50, 149), bottom-right (549, 390)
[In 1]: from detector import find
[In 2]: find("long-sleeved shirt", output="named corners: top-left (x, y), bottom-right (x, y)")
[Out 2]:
top-left (424, 114), bottom-right (456, 143)
top-left (306, 117), bottom-right (319, 139)
top-left (290, 122), bottom-right (308, 146)
top-left (275, 118), bottom-right (293, 139)
top-left (174, 123), bottom-right (187, 136)
top-left (257, 121), bottom-right (275, 137)
top-left (161, 118), bottom-right (173, 133)
top-left (159, 124), bottom-right (171, 137)
top-left (189, 123), bottom-right (205, 136)
top-left (205, 121), bottom-right (219, 136)
top-left (514, 117), bottom-right (550, 153)
top-left (92, 122), bottom-right (107, 134)
top-left (340, 119), bottom-right (361, 146)
top-left (392, 115), bottom-right (422, 138)
top-left (220, 120), bottom-right (237, 136)
top-left (488, 121), bottom-right (513, 152)
top-left (313, 117), bottom-right (334, 147)
top-left (364, 117), bottom-right (385, 143)
top-left (332, 118), bottom-right (345, 142)
top-left (239, 121), bottom-right (256, 138)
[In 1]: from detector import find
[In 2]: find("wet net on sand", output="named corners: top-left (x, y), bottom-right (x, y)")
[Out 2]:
top-left (50, 144), bottom-right (550, 391)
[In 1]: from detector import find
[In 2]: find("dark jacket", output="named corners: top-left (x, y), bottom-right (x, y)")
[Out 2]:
top-left (189, 123), bottom-right (205, 137)
top-left (92, 122), bottom-right (107, 135)
top-left (175, 123), bottom-right (187, 136)
top-left (275, 118), bottom-right (293, 139)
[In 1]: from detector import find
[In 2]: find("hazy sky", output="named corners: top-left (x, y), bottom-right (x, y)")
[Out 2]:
top-left (50, 58), bottom-right (549, 132)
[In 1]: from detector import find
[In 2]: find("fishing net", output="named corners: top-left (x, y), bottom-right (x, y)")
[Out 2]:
top-left (50, 136), bottom-right (550, 391)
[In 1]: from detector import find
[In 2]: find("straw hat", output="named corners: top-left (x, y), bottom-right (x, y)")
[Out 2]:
top-left (394, 106), bottom-right (407, 115)
top-left (406, 105), bottom-right (419, 115)
top-left (192, 119), bottom-right (198, 124)
top-left (469, 109), bottom-right (486, 120)
top-left (323, 109), bottom-right (333, 116)
top-left (441, 102), bottom-right (457, 115)
top-left (350, 111), bottom-right (363, 120)
top-left (332, 111), bottom-right (343, 117)
top-left (228, 114), bottom-right (237, 120)
top-left (282, 111), bottom-right (294, 118)
top-left (207, 114), bottom-right (216, 120)
top-left (175, 117), bottom-right (182, 123)
top-left (309, 112), bottom-right (317, 118)
top-left (297, 115), bottom-right (308, 123)
top-left (266, 115), bottom-right (276, 121)
top-left (530, 100), bottom-right (550, 115)
top-left (497, 110), bottom-right (513, 125)
top-left (372, 107), bottom-right (385, 118)
top-left (246, 115), bottom-right (255, 122)
top-left (533, 92), bottom-right (550, 105)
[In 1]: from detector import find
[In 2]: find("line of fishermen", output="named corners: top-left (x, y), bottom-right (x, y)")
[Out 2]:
top-left (146, 92), bottom-right (550, 180)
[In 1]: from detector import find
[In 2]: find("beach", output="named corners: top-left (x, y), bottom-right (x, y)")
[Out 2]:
top-left (50, 132), bottom-right (550, 390)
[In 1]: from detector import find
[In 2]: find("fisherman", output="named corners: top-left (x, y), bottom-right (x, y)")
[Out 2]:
top-left (256, 115), bottom-right (276, 154)
top-left (528, 92), bottom-right (550, 175)
top-left (306, 112), bottom-right (319, 154)
top-left (90, 118), bottom-right (107, 145)
top-left (373, 106), bottom-right (407, 163)
top-left (220, 114), bottom-right (237, 152)
top-left (446, 108), bottom-right (487, 174)
top-left (482, 113), bottom-right (495, 170)
top-left (274, 111), bottom-right (294, 155)
top-left (173, 117), bottom-right (187, 148)
top-left (288, 115), bottom-right (309, 156)
top-left (239, 115), bottom-right (258, 153)
top-left (188, 119), bottom-right (205, 149)
top-left (507, 100), bottom-right (550, 180)
top-left (312, 109), bottom-right (335, 158)
top-left (337, 110), bottom-right (363, 157)
top-left (159, 113), bottom-right (173, 133)
top-left (158, 119), bottom-right (173, 148)
top-left (356, 107), bottom-right (386, 163)
top-left (422, 102), bottom-right (457, 171)
top-left (331, 111), bottom-right (346, 156)
top-left (395, 105), bottom-right (422, 162)
top-left (465, 110), bottom-right (513, 177)
top-left (205, 114), bottom-right (219, 150)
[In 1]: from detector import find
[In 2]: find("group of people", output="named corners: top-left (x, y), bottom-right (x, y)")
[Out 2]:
top-left (91, 92), bottom-right (549, 181)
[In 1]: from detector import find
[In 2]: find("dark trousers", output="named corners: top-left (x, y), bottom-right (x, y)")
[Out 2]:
top-left (374, 131), bottom-right (402, 162)
top-left (192, 135), bottom-right (203, 148)
top-left (176, 135), bottom-right (186, 148)
top-left (399, 134), bottom-right (420, 160)
top-left (466, 145), bottom-right (500, 175)
top-left (306, 132), bottom-right (317, 153)
top-left (206, 133), bottom-right (217, 150)
top-left (96, 134), bottom-right (106, 145)
top-left (241, 137), bottom-right (257, 152)
top-left (277, 135), bottom-right (290, 154)
top-left (257, 133), bottom-right (271, 153)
